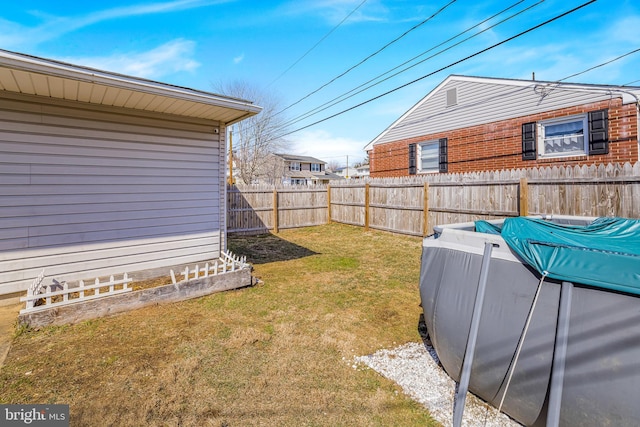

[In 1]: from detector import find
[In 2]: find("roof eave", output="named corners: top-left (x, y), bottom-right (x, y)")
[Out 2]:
top-left (0, 49), bottom-right (262, 121)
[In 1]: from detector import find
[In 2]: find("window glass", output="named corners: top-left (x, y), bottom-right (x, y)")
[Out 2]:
top-left (290, 162), bottom-right (301, 171)
top-left (419, 141), bottom-right (439, 173)
top-left (311, 163), bottom-right (321, 172)
top-left (540, 116), bottom-right (587, 157)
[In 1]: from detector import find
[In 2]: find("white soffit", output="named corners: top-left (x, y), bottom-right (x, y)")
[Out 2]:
top-left (0, 49), bottom-right (262, 124)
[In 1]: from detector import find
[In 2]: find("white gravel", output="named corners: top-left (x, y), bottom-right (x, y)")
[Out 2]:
top-left (355, 341), bottom-right (522, 427)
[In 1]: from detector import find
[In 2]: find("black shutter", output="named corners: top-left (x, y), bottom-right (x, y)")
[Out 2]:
top-left (588, 109), bottom-right (609, 155)
top-left (439, 138), bottom-right (448, 173)
top-left (522, 122), bottom-right (537, 160)
top-left (408, 143), bottom-right (417, 175)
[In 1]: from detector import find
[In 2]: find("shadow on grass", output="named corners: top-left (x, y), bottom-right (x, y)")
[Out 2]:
top-left (228, 233), bottom-right (318, 265)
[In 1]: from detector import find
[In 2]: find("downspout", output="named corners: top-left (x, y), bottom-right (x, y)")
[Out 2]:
top-left (221, 123), bottom-right (228, 255)
top-left (602, 88), bottom-right (640, 159)
top-left (612, 89), bottom-right (640, 160)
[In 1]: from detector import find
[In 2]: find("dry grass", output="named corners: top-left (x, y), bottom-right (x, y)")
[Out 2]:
top-left (0, 223), bottom-right (438, 426)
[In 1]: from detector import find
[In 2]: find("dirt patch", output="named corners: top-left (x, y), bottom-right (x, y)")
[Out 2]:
top-left (0, 303), bottom-right (21, 366)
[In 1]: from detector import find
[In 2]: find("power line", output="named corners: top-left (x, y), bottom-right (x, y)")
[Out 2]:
top-left (277, 0), bottom-right (539, 131)
top-left (275, 0), bottom-right (597, 140)
top-left (267, 0), bottom-right (369, 88)
top-left (276, 0), bottom-right (457, 115)
top-left (558, 47), bottom-right (640, 82)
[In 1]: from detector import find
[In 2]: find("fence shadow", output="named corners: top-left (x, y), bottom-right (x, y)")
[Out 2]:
top-left (227, 184), bottom-right (271, 235)
top-left (227, 233), bottom-right (318, 265)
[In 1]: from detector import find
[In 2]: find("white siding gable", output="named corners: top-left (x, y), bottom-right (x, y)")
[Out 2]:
top-left (369, 75), bottom-right (640, 147)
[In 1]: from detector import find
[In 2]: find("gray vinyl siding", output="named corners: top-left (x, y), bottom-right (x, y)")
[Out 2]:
top-left (375, 78), bottom-right (618, 145)
top-left (0, 93), bottom-right (223, 294)
top-left (218, 123), bottom-right (228, 254)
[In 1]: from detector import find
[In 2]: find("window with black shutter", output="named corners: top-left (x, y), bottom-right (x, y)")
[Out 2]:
top-left (439, 138), bottom-right (448, 173)
top-left (522, 122), bottom-right (537, 160)
top-left (588, 109), bottom-right (609, 155)
top-left (408, 143), bottom-right (417, 175)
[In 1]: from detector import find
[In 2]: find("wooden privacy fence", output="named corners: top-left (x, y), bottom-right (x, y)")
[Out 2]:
top-left (227, 162), bottom-right (640, 237)
top-left (227, 185), bottom-right (328, 234)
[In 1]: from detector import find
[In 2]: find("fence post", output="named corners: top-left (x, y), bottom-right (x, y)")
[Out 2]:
top-left (364, 183), bottom-right (370, 231)
top-left (519, 177), bottom-right (529, 217)
top-left (423, 182), bottom-right (430, 236)
top-left (327, 185), bottom-right (332, 224)
top-left (273, 189), bottom-right (279, 233)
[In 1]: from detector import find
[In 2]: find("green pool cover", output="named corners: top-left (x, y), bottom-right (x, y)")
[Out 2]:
top-left (475, 217), bottom-right (640, 296)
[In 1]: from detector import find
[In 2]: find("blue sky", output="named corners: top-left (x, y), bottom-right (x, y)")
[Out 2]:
top-left (2, 0), bottom-right (640, 165)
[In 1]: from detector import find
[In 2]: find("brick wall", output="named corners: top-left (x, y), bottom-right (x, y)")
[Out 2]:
top-left (370, 99), bottom-right (639, 177)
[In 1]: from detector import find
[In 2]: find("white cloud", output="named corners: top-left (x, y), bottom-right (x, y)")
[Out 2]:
top-left (58, 39), bottom-right (200, 79)
top-left (289, 128), bottom-right (368, 165)
top-left (0, 0), bottom-right (232, 50)
top-left (611, 16), bottom-right (640, 44)
top-left (278, 0), bottom-right (388, 25)
top-left (233, 53), bottom-right (245, 64)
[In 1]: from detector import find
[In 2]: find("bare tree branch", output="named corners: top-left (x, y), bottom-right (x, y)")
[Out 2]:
top-left (214, 80), bottom-right (291, 184)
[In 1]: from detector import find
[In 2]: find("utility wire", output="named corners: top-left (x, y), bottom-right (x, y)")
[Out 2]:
top-left (393, 47), bottom-right (640, 133)
top-left (557, 47), bottom-right (640, 82)
top-left (277, 0), bottom-right (539, 131)
top-left (275, 0), bottom-right (597, 139)
top-left (267, 0), bottom-right (369, 88)
top-left (276, 0), bottom-right (457, 115)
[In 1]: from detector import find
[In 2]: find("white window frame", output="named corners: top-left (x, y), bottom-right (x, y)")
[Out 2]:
top-left (417, 140), bottom-right (440, 174)
top-left (311, 163), bottom-right (321, 173)
top-left (289, 162), bottom-right (301, 171)
top-left (538, 114), bottom-right (588, 158)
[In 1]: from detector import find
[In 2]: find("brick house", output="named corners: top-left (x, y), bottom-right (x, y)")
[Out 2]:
top-left (365, 75), bottom-right (640, 177)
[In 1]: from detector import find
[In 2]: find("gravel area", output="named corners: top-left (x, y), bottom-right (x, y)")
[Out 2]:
top-left (355, 341), bottom-right (522, 427)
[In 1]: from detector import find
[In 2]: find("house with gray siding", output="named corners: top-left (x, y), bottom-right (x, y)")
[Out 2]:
top-left (365, 75), bottom-right (640, 177)
top-left (0, 49), bottom-right (261, 298)
top-left (263, 153), bottom-right (342, 185)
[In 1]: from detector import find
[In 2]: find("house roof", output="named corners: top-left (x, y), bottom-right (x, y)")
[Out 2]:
top-left (0, 49), bottom-right (262, 124)
top-left (285, 170), bottom-right (320, 179)
top-left (284, 169), bottom-right (342, 181)
top-left (365, 74), bottom-right (640, 151)
top-left (324, 172), bottom-right (344, 180)
top-left (274, 153), bottom-right (326, 164)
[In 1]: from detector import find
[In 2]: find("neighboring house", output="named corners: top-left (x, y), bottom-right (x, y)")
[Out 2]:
top-left (0, 49), bottom-right (261, 296)
top-left (334, 165), bottom-right (370, 180)
top-left (355, 164), bottom-right (370, 178)
top-left (365, 75), bottom-right (640, 177)
top-left (268, 154), bottom-right (342, 185)
top-left (335, 166), bottom-right (358, 179)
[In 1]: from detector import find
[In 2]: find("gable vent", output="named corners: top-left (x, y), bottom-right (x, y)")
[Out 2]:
top-left (446, 88), bottom-right (457, 107)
